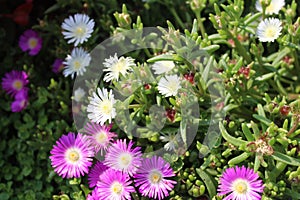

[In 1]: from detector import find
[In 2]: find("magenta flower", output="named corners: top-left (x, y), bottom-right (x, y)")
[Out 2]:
top-left (52, 58), bottom-right (64, 73)
top-left (97, 168), bottom-right (135, 200)
top-left (104, 139), bottom-right (142, 176)
top-left (87, 188), bottom-right (99, 200)
top-left (19, 29), bottom-right (42, 55)
top-left (134, 156), bottom-right (177, 200)
top-left (11, 89), bottom-right (28, 112)
top-left (1, 70), bottom-right (29, 97)
top-left (88, 161), bottom-right (108, 188)
top-left (218, 166), bottom-right (264, 200)
top-left (50, 132), bottom-right (94, 178)
top-left (84, 122), bottom-right (117, 155)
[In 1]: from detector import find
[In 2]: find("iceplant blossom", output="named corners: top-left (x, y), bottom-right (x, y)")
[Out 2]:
top-left (97, 168), bottom-right (135, 200)
top-left (257, 18), bottom-right (282, 42)
top-left (104, 139), bottom-right (143, 176)
top-left (157, 74), bottom-right (181, 97)
top-left (134, 155), bottom-right (177, 200)
top-left (63, 47), bottom-right (91, 79)
top-left (1, 70), bottom-right (29, 97)
top-left (19, 29), bottom-right (42, 55)
top-left (103, 53), bottom-right (135, 82)
top-left (151, 60), bottom-right (175, 75)
top-left (87, 88), bottom-right (116, 125)
top-left (11, 89), bottom-right (29, 112)
top-left (256, 0), bottom-right (285, 15)
top-left (218, 166), bottom-right (264, 200)
top-left (49, 132), bottom-right (94, 178)
top-left (61, 13), bottom-right (95, 46)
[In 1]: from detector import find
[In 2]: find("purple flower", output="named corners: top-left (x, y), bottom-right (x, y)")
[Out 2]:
top-left (11, 89), bottom-right (28, 112)
top-left (50, 132), bottom-right (94, 178)
top-left (84, 122), bottom-right (117, 155)
top-left (217, 166), bottom-right (264, 200)
top-left (2, 70), bottom-right (29, 97)
top-left (19, 29), bottom-right (42, 56)
top-left (87, 188), bottom-right (99, 200)
top-left (88, 161), bottom-right (108, 188)
top-left (134, 156), bottom-right (177, 200)
top-left (52, 58), bottom-right (64, 73)
top-left (97, 168), bottom-right (135, 200)
top-left (104, 139), bottom-right (142, 176)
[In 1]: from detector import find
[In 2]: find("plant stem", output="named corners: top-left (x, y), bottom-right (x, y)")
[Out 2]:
top-left (169, 8), bottom-right (186, 30)
top-left (195, 12), bottom-right (206, 38)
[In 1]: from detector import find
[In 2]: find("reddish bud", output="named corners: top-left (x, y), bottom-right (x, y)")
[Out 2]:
top-left (238, 66), bottom-right (250, 79)
top-left (280, 105), bottom-right (290, 116)
top-left (183, 72), bottom-right (195, 84)
top-left (166, 108), bottom-right (176, 122)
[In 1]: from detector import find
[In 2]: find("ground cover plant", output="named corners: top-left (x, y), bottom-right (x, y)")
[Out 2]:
top-left (0, 0), bottom-right (300, 199)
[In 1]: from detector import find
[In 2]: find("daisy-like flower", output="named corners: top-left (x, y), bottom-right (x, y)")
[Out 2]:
top-left (63, 47), bottom-right (91, 79)
top-left (88, 161), bottom-right (108, 188)
top-left (61, 13), bottom-right (95, 46)
top-left (257, 18), bottom-right (282, 42)
top-left (151, 61), bottom-right (175, 75)
top-left (1, 70), bottom-right (29, 97)
top-left (157, 75), bottom-right (181, 97)
top-left (73, 87), bottom-right (86, 102)
top-left (97, 168), bottom-right (135, 200)
top-left (256, 0), bottom-right (285, 15)
top-left (49, 132), bottom-right (94, 178)
top-left (104, 139), bottom-right (143, 176)
top-left (52, 58), bottom-right (64, 74)
top-left (134, 156), bottom-right (177, 200)
top-left (103, 53), bottom-right (135, 82)
top-left (84, 122), bottom-right (117, 155)
top-left (159, 133), bottom-right (181, 152)
top-left (87, 88), bottom-right (116, 125)
top-left (11, 89), bottom-right (29, 112)
top-left (19, 29), bottom-right (42, 56)
top-left (218, 166), bottom-right (264, 200)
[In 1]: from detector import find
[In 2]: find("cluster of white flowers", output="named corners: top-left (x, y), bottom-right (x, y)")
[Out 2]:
top-left (256, 0), bottom-right (284, 42)
top-left (61, 13), bottom-right (95, 79)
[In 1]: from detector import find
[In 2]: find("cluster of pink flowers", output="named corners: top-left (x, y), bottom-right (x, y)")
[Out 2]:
top-left (49, 122), bottom-right (177, 200)
top-left (1, 29), bottom-right (43, 112)
top-left (1, 70), bottom-right (29, 112)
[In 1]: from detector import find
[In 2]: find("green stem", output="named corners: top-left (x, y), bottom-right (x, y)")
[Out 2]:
top-left (169, 8), bottom-right (186, 30)
top-left (195, 12), bottom-right (206, 38)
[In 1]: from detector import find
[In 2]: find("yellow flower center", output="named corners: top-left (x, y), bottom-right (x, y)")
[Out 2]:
top-left (113, 59), bottom-right (126, 73)
top-left (13, 80), bottom-right (23, 90)
top-left (149, 170), bottom-right (162, 184)
top-left (75, 27), bottom-right (85, 37)
top-left (265, 27), bottom-right (276, 38)
top-left (111, 182), bottom-right (123, 195)
top-left (66, 149), bottom-right (80, 163)
top-left (73, 61), bottom-right (81, 70)
top-left (233, 179), bottom-right (248, 194)
top-left (118, 153), bottom-right (132, 167)
top-left (100, 100), bottom-right (113, 115)
top-left (28, 38), bottom-right (38, 49)
top-left (96, 131), bottom-right (108, 144)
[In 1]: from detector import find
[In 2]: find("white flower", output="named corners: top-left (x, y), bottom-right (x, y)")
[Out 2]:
top-left (256, 0), bottom-right (285, 15)
top-left (62, 13), bottom-right (95, 46)
top-left (157, 75), bottom-right (181, 97)
top-left (63, 47), bottom-right (91, 79)
top-left (103, 53), bottom-right (135, 82)
top-left (159, 133), bottom-right (181, 152)
top-left (151, 60), bottom-right (175, 74)
top-left (87, 88), bottom-right (116, 125)
top-left (257, 18), bottom-right (282, 42)
top-left (73, 87), bottom-right (86, 102)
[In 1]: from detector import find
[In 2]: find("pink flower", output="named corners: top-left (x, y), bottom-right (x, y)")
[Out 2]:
top-left (19, 29), bottom-right (42, 56)
top-left (11, 89), bottom-right (29, 112)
